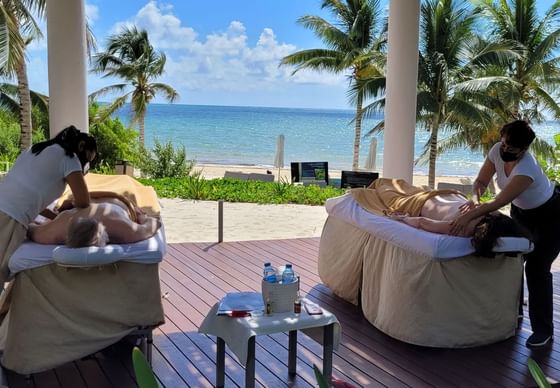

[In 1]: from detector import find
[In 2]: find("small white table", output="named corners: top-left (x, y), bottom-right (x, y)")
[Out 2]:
top-left (199, 300), bottom-right (340, 388)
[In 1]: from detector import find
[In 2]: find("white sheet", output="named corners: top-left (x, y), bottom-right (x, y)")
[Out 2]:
top-left (325, 193), bottom-right (532, 260)
top-left (8, 226), bottom-right (167, 274)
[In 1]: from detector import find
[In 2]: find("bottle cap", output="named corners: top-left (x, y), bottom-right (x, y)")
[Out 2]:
top-left (264, 262), bottom-right (271, 266)
top-left (286, 263), bottom-right (292, 268)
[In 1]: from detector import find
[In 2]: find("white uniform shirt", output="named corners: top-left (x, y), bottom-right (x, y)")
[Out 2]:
top-left (0, 145), bottom-right (82, 226)
top-left (488, 142), bottom-right (554, 210)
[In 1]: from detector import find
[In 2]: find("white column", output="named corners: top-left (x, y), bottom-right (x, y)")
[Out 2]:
top-left (46, 0), bottom-right (88, 137)
top-left (383, 0), bottom-right (420, 183)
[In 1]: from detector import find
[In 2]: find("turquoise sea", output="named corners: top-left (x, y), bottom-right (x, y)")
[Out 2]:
top-left (115, 103), bottom-right (559, 177)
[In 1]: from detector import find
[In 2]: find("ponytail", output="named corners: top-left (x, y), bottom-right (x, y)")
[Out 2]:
top-left (31, 125), bottom-right (81, 156)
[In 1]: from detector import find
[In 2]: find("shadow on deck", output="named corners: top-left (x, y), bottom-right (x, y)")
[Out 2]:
top-left (6, 238), bottom-right (560, 387)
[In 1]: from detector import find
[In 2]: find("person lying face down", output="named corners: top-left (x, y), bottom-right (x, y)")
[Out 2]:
top-left (387, 192), bottom-right (531, 257)
top-left (27, 199), bottom-right (161, 246)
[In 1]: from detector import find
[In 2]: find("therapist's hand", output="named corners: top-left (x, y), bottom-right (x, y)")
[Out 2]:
top-left (450, 213), bottom-right (472, 235)
top-left (458, 200), bottom-right (477, 215)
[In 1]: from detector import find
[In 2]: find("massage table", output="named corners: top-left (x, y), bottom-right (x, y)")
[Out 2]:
top-left (0, 174), bottom-right (166, 374)
top-left (319, 193), bottom-right (533, 348)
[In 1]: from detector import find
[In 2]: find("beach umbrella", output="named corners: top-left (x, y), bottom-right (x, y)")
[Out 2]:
top-left (364, 138), bottom-right (377, 171)
top-left (274, 134), bottom-right (285, 180)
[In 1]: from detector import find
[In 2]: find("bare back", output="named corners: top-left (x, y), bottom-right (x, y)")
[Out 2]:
top-left (415, 193), bottom-right (482, 236)
top-left (421, 193), bottom-right (468, 221)
top-left (28, 201), bottom-right (160, 245)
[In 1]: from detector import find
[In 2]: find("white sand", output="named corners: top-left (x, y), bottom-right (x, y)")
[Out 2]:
top-left (160, 163), bottom-right (476, 243)
top-left (193, 163), bottom-right (476, 188)
top-left (160, 199), bottom-right (328, 243)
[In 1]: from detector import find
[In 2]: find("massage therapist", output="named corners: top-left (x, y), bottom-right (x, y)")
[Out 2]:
top-left (0, 126), bottom-right (97, 284)
top-left (451, 120), bottom-right (560, 349)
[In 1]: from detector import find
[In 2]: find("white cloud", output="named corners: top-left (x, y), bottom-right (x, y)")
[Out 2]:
top-left (85, 3), bottom-right (99, 25)
top-left (103, 0), bottom-right (346, 101)
top-left (122, 1), bottom-right (198, 49)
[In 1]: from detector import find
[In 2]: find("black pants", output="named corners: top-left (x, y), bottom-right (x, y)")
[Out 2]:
top-left (511, 186), bottom-right (560, 336)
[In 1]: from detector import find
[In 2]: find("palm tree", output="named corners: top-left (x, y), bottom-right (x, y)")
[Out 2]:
top-left (360, 0), bottom-right (520, 187)
top-left (450, 0), bottom-right (560, 163)
top-left (90, 26), bottom-right (178, 145)
top-left (280, 0), bottom-right (386, 171)
top-left (0, 82), bottom-right (47, 117)
top-left (0, 0), bottom-right (45, 151)
top-left (473, 0), bottom-right (560, 123)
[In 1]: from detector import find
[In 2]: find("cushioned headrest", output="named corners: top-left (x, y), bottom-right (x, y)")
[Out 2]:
top-left (492, 237), bottom-right (534, 254)
top-left (52, 245), bottom-right (125, 267)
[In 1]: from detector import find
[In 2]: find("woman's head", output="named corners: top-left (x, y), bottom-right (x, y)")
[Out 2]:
top-left (66, 216), bottom-right (108, 248)
top-left (471, 212), bottom-right (532, 257)
top-left (31, 126), bottom-right (97, 173)
top-left (499, 120), bottom-right (535, 162)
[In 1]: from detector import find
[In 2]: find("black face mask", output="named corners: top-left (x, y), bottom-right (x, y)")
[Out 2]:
top-left (499, 148), bottom-right (521, 162)
top-left (77, 151), bottom-right (90, 174)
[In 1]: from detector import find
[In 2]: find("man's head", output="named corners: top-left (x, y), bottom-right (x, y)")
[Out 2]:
top-left (66, 216), bottom-right (109, 248)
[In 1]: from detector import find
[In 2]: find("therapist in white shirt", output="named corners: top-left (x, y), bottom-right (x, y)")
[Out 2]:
top-left (0, 126), bottom-right (96, 283)
top-left (451, 120), bottom-right (560, 349)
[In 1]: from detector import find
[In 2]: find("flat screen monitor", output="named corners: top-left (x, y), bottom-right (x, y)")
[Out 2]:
top-left (340, 171), bottom-right (379, 188)
top-left (291, 162), bottom-right (329, 185)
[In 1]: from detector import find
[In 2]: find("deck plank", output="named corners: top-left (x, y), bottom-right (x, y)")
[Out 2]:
top-left (9, 238), bottom-right (560, 387)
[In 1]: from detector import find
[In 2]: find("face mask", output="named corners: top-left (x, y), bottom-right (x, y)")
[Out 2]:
top-left (77, 151), bottom-right (91, 174)
top-left (499, 148), bottom-right (521, 162)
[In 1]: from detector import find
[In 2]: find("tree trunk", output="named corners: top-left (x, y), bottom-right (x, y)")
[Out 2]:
top-left (139, 113), bottom-right (145, 146)
top-left (352, 93), bottom-right (363, 171)
top-left (17, 59), bottom-right (33, 150)
top-left (428, 117), bottom-right (440, 189)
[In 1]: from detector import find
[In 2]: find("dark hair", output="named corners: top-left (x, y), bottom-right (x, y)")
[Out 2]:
top-left (471, 213), bottom-right (532, 257)
top-left (500, 120), bottom-right (536, 149)
top-left (31, 125), bottom-right (97, 157)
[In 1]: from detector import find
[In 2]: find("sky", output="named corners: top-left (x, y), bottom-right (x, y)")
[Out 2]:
top-left (24, 0), bottom-right (552, 110)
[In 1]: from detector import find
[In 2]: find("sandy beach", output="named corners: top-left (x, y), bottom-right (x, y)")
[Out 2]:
top-left (192, 163), bottom-right (477, 188)
top-left (160, 163), bottom-right (476, 243)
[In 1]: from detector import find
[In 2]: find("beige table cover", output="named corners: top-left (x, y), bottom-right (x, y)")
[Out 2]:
top-left (0, 174), bottom-right (165, 374)
top-left (319, 216), bottom-right (523, 348)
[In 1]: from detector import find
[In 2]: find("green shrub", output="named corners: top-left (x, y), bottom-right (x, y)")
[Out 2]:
top-left (137, 138), bottom-right (194, 179)
top-left (89, 103), bottom-right (141, 171)
top-left (539, 133), bottom-right (560, 184)
top-left (182, 171), bottom-right (209, 199)
top-left (0, 116), bottom-right (20, 163)
top-left (138, 176), bottom-right (346, 205)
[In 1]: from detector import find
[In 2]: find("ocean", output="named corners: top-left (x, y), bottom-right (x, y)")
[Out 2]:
top-left (115, 103), bottom-right (559, 177)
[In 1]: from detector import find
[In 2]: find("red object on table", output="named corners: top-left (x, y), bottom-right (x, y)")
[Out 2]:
top-left (226, 311), bottom-right (251, 318)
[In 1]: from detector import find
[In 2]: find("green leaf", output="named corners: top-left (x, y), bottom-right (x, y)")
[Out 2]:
top-left (132, 346), bottom-right (159, 388)
top-left (528, 357), bottom-right (552, 388)
top-left (0, 9), bottom-right (8, 70)
top-left (313, 364), bottom-right (330, 388)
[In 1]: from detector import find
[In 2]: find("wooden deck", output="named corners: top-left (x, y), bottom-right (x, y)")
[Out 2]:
top-left (6, 238), bottom-right (560, 387)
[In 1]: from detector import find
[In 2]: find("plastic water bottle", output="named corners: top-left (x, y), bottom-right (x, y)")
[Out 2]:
top-left (263, 262), bottom-right (277, 283)
top-left (281, 264), bottom-right (296, 284)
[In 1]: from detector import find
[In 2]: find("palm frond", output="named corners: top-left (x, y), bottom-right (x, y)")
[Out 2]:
top-left (150, 83), bottom-right (178, 103)
top-left (91, 94), bottom-right (130, 124)
top-left (0, 8), bottom-right (9, 70)
top-left (88, 84), bottom-right (128, 102)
